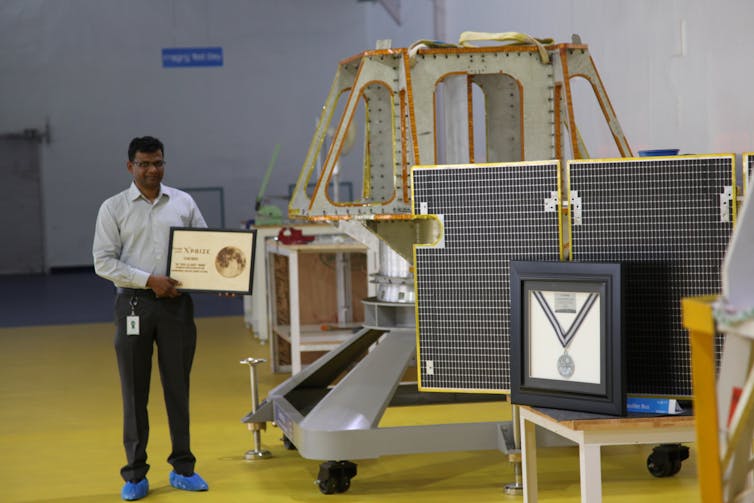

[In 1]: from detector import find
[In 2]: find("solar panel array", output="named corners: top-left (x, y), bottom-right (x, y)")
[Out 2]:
top-left (568, 155), bottom-right (734, 396)
top-left (413, 162), bottom-right (562, 392)
top-left (745, 153), bottom-right (754, 193)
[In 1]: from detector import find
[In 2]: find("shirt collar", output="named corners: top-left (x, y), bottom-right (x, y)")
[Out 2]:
top-left (128, 182), bottom-right (169, 203)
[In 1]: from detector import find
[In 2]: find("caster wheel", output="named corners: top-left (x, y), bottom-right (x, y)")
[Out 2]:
top-left (316, 460), bottom-right (357, 494)
top-left (336, 476), bottom-right (351, 493)
top-left (282, 435), bottom-right (297, 450)
top-left (647, 452), bottom-right (672, 477)
top-left (318, 477), bottom-right (338, 495)
top-left (669, 459), bottom-right (682, 476)
top-left (647, 444), bottom-right (689, 478)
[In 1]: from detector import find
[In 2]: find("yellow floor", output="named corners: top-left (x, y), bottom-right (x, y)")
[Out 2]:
top-left (0, 316), bottom-right (701, 502)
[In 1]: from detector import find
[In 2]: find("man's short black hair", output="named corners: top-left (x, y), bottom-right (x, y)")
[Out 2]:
top-left (128, 136), bottom-right (164, 161)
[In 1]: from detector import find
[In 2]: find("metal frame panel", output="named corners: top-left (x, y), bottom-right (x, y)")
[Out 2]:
top-left (289, 40), bottom-right (632, 226)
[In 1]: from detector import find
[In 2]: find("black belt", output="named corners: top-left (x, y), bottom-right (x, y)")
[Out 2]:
top-left (116, 287), bottom-right (156, 297)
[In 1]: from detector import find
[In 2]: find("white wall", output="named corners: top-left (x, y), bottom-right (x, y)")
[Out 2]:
top-left (366, 0), bottom-right (436, 48)
top-left (0, 0), bottom-right (433, 268)
top-left (1, 0), bottom-right (751, 267)
top-left (442, 0), bottom-right (754, 156)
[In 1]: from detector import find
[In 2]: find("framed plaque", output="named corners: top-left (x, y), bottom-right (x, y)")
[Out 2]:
top-left (510, 261), bottom-right (625, 415)
top-left (167, 227), bottom-right (257, 294)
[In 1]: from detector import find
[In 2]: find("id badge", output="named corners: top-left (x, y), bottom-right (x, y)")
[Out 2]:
top-left (126, 315), bottom-right (140, 336)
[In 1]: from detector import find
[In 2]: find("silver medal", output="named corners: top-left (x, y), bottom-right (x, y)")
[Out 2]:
top-left (557, 353), bottom-right (575, 378)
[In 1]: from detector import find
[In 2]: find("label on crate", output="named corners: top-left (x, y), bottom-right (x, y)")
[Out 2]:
top-left (626, 397), bottom-right (684, 415)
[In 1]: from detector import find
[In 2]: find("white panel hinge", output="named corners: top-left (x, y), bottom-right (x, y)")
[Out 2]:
top-left (544, 191), bottom-right (559, 212)
top-left (419, 201), bottom-right (428, 215)
top-left (434, 214), bottom-right (446, 249)
top-left (570, 191), bottom-right (582, 225)
top-left (426, 360), bottom-right (434, 375)
top-left (720, 186), bottom-right (733, 223)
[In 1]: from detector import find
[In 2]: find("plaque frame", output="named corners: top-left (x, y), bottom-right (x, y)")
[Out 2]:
top-left (510, 261), bottom-right (625, 415)
top-left (167, 227), bottom-right (257, 294)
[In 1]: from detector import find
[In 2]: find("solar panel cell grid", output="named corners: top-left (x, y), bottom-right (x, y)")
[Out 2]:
top-left (413, 156), bottom-right (732, 397)
top-left (413, 163), bottom-right (561, 392)
top-left (568, 156), bottom-right (733, 396)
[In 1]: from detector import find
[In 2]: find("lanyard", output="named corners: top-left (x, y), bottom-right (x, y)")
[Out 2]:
top-left (532, 290), bottom-right (598, 349)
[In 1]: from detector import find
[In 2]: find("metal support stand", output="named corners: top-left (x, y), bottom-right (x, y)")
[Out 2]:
top-left (504, 404), bottom-right (524, 495)
top-left (241, 357), bottom-right (272, 460)
top-left (244, 328), bottom-right (511, 494)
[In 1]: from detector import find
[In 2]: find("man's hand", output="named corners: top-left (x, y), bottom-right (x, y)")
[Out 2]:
top-left (146, 275), bottom-right (182, 298)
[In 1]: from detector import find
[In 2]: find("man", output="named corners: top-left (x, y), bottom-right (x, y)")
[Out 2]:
top-left (93, 136), bottom-right (209, 501)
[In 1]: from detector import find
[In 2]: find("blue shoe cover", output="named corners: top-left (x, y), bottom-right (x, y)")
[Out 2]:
top-left (121, 478), bottom-right (149, 500)
top-left (169, 471), bottom-right (209, 491)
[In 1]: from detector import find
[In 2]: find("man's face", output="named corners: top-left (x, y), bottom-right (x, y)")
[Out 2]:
top-left (128, 150), bottom-right (164, 192)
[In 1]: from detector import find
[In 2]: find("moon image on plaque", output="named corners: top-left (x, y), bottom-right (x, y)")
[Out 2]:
top-left (215, 246), bottom-right (246, 278)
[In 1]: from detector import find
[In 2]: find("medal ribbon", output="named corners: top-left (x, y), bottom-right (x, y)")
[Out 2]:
top-left (532, 291), bottom-right (598, 348)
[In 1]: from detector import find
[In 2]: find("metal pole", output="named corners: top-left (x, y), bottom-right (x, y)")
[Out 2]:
top-left (240, 357), bottom-right (272, 460)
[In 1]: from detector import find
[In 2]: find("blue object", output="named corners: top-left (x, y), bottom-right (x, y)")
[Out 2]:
top-left (121, 478), bottom-right (149, 501)
top-left (638, 149), bottom-right (680, 157)
top-left (626, 397), bottom-right (683, 414)
top-left (169, 471), bottom-right (209, 492)
top-left (162, 47), bottom-right (223, 68)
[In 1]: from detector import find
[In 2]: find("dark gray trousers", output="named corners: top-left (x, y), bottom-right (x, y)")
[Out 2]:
top-left (114, 292), bottom-right (197, 482)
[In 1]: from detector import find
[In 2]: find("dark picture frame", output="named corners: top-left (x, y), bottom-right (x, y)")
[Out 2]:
top-left (510, 261), bottom-right (625, 415)
top-left (167, 227), bottom-right (257, 295)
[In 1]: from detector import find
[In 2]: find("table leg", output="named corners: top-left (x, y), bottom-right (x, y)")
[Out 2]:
top-left (520, 416), bottom-right (538, 503)
top-left (288, 252), bottom-right (301, 374)
top-left (579, 444), bottom-right (602, 503)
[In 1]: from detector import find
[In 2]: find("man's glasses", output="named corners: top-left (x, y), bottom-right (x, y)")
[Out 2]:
top-left (132, 160), bottom-right (166, 169)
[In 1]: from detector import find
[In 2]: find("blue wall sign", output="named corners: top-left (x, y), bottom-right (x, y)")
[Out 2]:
top-left (162, 47), bottom-right (223, 68)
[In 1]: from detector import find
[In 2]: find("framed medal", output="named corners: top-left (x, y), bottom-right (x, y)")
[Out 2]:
top-left (510, 261), bottom-right (625, 415)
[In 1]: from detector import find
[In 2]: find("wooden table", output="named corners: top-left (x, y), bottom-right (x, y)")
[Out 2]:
top-left (243, 224), bottom-right (337, 342)
top-left (266, 236), bottom-right (371, 373)
top-left (519, 405), bottom-right (696, 502)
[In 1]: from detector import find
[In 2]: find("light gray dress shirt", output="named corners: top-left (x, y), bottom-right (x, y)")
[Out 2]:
top-left (93, 182), bottom-right (207, 288)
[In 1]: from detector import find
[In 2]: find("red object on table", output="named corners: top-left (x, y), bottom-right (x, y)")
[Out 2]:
top-left (277, 227), bottom-right (315, 245)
